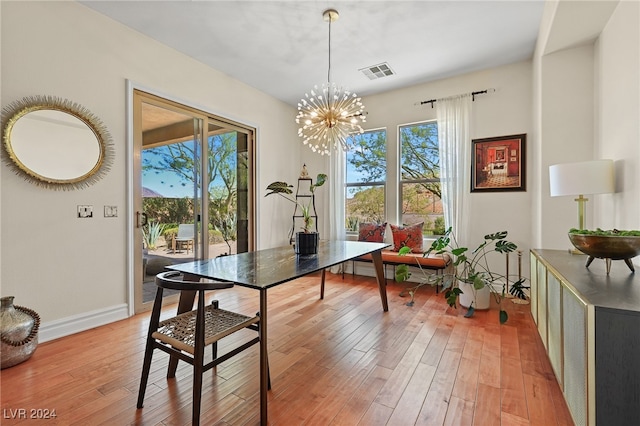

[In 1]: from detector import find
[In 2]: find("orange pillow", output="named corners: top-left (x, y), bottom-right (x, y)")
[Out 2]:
top-left (390, 222), bottom-right (424, 253)
top-left (358, 222), bottom-right (387, 243)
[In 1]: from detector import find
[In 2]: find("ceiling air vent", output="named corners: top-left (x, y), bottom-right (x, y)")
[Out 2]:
top-left (359, 62), bottom-right (395, 80)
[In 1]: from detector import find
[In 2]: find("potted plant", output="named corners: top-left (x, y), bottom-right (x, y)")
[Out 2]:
top-left (142, 221), bottom-right (166, 251)
top-left (265, 173), bottom-right (327, 255)
top-left (567, 228), bottom-right (640, 273)
top-left (395, 227), bottom-right (528, 323)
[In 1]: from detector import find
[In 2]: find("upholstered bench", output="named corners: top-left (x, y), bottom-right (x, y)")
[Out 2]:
top-left (347, 222), bottom-right (451, 282)
top-left (349, 250), bottom-right (450, 282)
top-left (354, 250), bottom-right (450, 270)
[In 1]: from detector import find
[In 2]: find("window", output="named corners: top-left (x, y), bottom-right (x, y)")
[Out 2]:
top-left (399, 121), bottom-right (444, 236)
top-left (345, 129), bottom-right (386, 231)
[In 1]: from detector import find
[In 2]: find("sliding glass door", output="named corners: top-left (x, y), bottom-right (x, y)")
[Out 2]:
top-left (132, 90), bottom-right (254, 312)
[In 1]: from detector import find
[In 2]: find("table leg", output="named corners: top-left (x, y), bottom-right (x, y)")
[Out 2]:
top-left (320, 268), bottom-right (326, 299)
top-left (370, 250), bottom-right (389, 312)
top-left (259, 289), bottom-right (268, 425)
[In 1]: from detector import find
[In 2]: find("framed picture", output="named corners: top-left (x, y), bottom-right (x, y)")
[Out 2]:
top-left (471, 134), bottom-right (526, 192)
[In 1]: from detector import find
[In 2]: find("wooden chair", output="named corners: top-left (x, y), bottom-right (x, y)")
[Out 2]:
top-left (137, 271), bottom-right (267, 425)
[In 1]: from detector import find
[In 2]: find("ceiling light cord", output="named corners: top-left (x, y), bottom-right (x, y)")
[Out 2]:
top-left (327, 16), bottom-right (332, 84)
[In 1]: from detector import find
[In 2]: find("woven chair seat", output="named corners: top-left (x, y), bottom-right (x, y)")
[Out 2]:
top-left (153, 305), bottom-right (259, 355)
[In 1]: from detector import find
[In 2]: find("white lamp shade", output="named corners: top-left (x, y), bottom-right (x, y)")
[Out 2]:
top-left (549, 159), bottom-right (614, 197)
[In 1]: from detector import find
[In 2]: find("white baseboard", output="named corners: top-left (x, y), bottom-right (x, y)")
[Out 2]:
top-left (38, 304), bottom-right (129, 343)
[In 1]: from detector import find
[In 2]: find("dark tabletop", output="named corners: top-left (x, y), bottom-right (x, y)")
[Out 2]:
top-left (533, 249), bottom-right (640, 312)
top-left (167, 240), bottom-right (390, 290)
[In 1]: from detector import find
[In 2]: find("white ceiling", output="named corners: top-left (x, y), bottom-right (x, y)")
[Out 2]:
top-left (81, 1), bottom-right (545, 106)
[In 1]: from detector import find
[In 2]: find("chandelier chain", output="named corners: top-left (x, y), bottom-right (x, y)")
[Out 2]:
top-left (327, 16), bottom-right (331, 84)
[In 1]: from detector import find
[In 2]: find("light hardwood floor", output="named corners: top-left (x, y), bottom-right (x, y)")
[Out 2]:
top-left (0, 273), bottom-right (574, 425)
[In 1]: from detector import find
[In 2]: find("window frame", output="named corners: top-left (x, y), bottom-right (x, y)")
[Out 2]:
top-left (344, 127), bottom-right (387, 234)
top-left (398, 119), bottom-right (443, 236)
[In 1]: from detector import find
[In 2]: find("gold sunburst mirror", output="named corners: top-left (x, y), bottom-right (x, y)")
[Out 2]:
top-left (1, 95), bottom-right (114, 190)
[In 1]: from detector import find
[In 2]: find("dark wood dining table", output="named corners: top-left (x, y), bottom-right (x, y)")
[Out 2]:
top-left (166, 240), bottom-right (390, 425)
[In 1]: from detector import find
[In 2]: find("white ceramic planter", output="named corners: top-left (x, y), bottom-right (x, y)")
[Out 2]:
top-left (458, 281), bottom-right (491, 310)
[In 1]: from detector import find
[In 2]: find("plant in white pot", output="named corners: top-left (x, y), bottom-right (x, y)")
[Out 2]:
top-left (395, 227), bottom-right (528, 323)
top-left (265, 173), bottom-right (327, 255)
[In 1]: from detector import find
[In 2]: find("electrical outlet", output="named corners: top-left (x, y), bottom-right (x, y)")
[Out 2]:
top-left (104, 205), bottom-right (118, 218)
top-left (77, 205), bottom-right (93, 218)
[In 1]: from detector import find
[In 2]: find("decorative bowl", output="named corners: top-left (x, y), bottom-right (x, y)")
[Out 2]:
top-left (568, 233), bottom-right (640, 260)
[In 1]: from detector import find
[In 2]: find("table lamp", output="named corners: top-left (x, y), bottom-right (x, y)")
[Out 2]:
top-left (549, 159), bottom-right (615, 230)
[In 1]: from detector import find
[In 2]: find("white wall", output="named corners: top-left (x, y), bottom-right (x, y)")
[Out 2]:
top-left (595, 0), bottom-right (640, 231)
top-left (533, 0), bottom-right (639, 265)
top-left (539, 44), bottom-right (596, 248)
top-left (353, 60), bottom-right (534, 278)
top-left (1, 1), bottom-right (298, 338)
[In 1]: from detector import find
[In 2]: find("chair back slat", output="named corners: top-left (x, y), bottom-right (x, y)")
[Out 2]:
top-left (156, 271), bottom-right (234, 291)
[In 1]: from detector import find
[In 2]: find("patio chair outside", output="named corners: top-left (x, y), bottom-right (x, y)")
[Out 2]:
top-left (173, 224), bottom-right (194, 254)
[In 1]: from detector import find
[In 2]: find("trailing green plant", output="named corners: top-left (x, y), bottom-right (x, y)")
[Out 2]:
top-left (395, 227), bottom-right (528, 324)
top-left (142, 221), bottom-right (166, 250)
top-left (265, 173), bottom-right (327, 233)
top-left (569, 228), bottom-right (640, 236)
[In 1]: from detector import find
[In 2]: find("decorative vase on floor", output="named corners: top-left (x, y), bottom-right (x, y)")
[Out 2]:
top-left (458, 282), bottom-right (491, 310)
top-left (295, 232), bottom-right (319, 255)
top-left (1, 296), bottom-right (40, 369)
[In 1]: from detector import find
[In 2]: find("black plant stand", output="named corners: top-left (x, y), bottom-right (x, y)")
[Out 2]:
top-left (289, 177), bottom-right (318, 244)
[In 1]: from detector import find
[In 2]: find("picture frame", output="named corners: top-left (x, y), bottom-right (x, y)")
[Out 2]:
top-left (471, 133), bottom-right (526, 192)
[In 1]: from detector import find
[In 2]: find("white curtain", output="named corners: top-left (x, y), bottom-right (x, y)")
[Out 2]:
top-left (328, 150), bottom-right (346, 273)
top-left (436, 94), bottom-right (472, 245)
top-left (327, 150), bottom-right (346, 241)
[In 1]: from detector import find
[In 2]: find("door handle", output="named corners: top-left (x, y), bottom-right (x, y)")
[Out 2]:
top-left (137, 211), bottom-right (148, 228)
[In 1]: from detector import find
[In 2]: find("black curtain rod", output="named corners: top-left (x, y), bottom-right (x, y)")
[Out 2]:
top-left (417, 88), bottom-right (494, 108)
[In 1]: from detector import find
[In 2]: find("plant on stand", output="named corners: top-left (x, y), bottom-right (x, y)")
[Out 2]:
top-left (265, 173), bottom-right (327, 254)
top-left (395, 227), bottom-right (528, 323)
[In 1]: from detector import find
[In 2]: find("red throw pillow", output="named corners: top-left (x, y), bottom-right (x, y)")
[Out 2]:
top-left (358, 222), bottom-right (387, 243)
top-left (390, 222), bottom-right (424, 253)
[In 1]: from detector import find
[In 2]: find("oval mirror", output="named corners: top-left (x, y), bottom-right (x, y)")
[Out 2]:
top-left (2, 96), bottom-right (113, 189)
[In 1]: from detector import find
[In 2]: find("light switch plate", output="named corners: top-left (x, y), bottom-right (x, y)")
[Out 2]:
top-left (78, 205), bottom-right (93, 218)
top-left (104, 205), bottom-right (118, 218)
